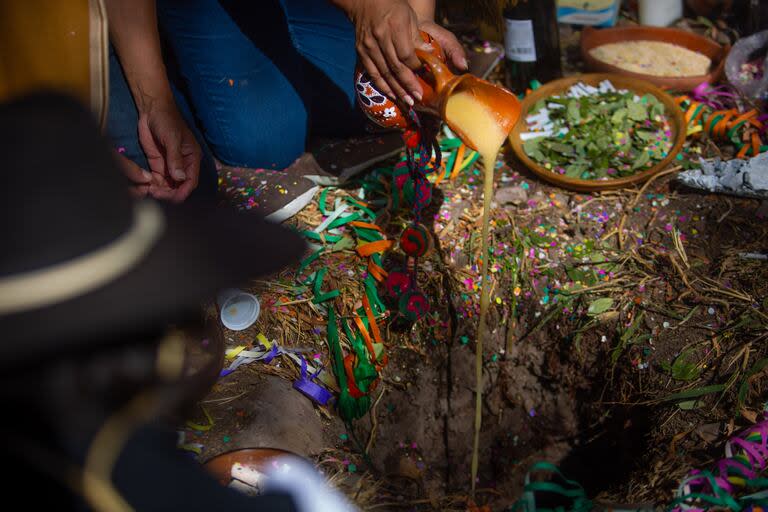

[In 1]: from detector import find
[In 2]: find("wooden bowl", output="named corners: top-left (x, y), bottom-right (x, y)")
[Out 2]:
top-left (508, 74), bottom-right (686, 192)
top-left (581, 25), bottom-right (729, 92)
top-left (204, 448), bottom-right (300, 486)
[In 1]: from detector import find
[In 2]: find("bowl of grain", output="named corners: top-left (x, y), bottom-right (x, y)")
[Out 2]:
top-left (581, 25), bottom-right (729, 91)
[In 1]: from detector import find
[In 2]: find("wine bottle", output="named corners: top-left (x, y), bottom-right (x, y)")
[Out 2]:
top-left (738, 0), bottom-right (766, 36)
top-left (503, 0), bottom-right (562, 94)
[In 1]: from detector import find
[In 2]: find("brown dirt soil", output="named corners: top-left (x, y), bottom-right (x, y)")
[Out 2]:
top-left (188, 148), bottom-right (768, 511)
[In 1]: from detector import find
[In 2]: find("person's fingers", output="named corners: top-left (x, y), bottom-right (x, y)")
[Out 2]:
top-left (362, 29), bottom-right (413, 105)
top-left (400, 22), bottom-right (426, 69)
top-left (172, 178), bottom-right (196, 203)
top-left (117, 153), bottom-right (152, 185)
top-left (435, 28), bottom-right (468, 71)
top-left (359, 53), bottom-right (395, 100)
top-left (181, 138), bottom-right (202, 181)
top-left (421, 23), bottom-right (468, 71)
top-left (150, 170), bottom-right (172, 189)
top-left (129, 184), bottom-right (150, 199)
top-left (385, 33), bottom-right (422, 101)
top-left (149, 184), bottom-right (177, 201)
top-left (149, 170), bottom-right (180, 202)
top-left (171, 145), bottom-right (201, 202)
top-left (137, 115), bottom-right (166, 176)
top-left (120, 156), bottom-right (152, 199)
top-left (371, 43), bottom-right (413, 106)
top-left (161, 128), bottom-right (187, 182)
top-left (361, 55), bottom-right (399, 104)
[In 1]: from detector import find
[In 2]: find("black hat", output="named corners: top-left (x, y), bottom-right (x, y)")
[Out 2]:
top-left (0, 93), bottom-right (306, 366)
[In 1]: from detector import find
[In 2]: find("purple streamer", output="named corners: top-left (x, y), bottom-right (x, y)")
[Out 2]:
top-left (293, 355), bottom-right (333, 406)
top-left (691, 82), bottom-right (740, 110)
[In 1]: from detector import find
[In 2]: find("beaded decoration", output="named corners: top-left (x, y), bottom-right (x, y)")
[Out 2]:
top-left (390, 109), bottom-right (441, 322)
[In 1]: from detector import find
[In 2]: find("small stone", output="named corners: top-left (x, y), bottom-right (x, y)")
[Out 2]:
top-left (551, 192), bottom-right (568, 207)
top-left (695, 422), bottom-right (721, 443)
top-left (494, 186), bottom-right (528, 206)
top-left (393, 455), bottom-right (422, 480)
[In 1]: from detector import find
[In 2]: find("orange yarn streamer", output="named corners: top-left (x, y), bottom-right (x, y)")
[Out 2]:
top-left (353, 314), bottom-right (374, 351)
top-left (367, 260), bottom-right (388, 282)
top-left (450, 143), bottom-right (466, 181)
top-left (682, 98), bottom-right (765, 157)
top-left (356, 240), bottom-right (393, 257)
top-left (737, 143), bottom-right (751, 158)
top-left (344, 354), bottom-right (366, 399)
top-left (362, 293), bottom-right (383, 344)
top-left (432, 159), bottom-right (448, 187)
top-left (349, 221), bottom-right (382, 231)
top-left (353, 314), bottom-right (387, 371)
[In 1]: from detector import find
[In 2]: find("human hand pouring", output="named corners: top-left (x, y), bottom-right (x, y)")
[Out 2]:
top-left (355, 34), bottom-right (521, 151)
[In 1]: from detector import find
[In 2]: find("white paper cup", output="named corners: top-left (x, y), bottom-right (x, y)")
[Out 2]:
top-left (638, 0), bottom-right (682, 27)
top-left (217, 289), bottom-right (260, 331)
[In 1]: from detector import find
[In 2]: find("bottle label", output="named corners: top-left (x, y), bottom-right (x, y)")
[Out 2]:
top-left (504, 18), bottom-right (537, 63)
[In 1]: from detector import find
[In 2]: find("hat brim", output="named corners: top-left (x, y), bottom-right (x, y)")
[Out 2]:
top-left (0, 201), bottom-right (307, 366)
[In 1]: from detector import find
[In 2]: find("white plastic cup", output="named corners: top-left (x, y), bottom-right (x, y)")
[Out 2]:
top-left (639, 0), bottom-right (682, 27)
top-left (217, 289), bottom-right (260, 331)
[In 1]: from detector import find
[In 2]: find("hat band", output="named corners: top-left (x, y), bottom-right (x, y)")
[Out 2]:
top-left (0, 201), bottom-right (165, 314)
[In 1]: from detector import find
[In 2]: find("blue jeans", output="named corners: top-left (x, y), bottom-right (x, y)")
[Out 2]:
top-left (107, 0), bottom-right (362, 196)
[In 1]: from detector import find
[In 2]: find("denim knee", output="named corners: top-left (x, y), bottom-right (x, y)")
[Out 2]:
top-left (210, 94), bottom-right (308, 170)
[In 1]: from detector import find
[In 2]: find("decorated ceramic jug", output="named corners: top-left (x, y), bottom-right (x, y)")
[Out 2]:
top-left (354, 32), bottom-right (446, 130)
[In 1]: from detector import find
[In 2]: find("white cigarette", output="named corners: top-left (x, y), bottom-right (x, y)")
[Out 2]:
top-left (520, 131), bottom-right (553, 141)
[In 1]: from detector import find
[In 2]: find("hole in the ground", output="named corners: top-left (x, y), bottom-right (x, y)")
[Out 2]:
top-left (558, 403), bottom-right (653, 497)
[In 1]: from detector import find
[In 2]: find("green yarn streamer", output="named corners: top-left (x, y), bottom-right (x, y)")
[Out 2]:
top-left (344, 197), bottom-right (377, 220)
top-left (669, 471), bottom-right (741, 510)
top-left (327, 212), bottom-right (361, 230)
top-left (510, 462), bottom-right (593, 512)
top-left (302, 231), bottom-right (343, 243)
top-left (352, 226), bottom-right (381, 243)
top-left (327, 307), bottom-right (370, 421)
top-left (312, 268), bottom-right (340, 304)
top-left (318, 188), bottom-right (330, 215)
top-left (364, 274), bottom-right (386, 315)
top-left (440, 137), bottom-right (463, 150)
top-left (297, 248), bottom-right (324, 275)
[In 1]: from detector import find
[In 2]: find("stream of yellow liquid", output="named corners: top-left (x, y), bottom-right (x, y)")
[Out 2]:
top-left (445, 91), bottom-right (509, 495)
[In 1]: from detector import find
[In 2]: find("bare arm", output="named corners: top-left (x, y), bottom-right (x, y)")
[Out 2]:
top-left (104, 0), bottom-right (172, 111)
top-left (104, 0), bottom-right (200, 202)
top-left (333, 0), bottom-right (434, 21)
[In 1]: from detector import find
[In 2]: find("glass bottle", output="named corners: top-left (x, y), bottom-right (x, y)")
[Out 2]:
top-left (503, 0), bottom-right (562, 93)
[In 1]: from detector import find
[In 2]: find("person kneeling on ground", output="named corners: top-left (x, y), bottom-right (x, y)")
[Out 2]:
top-left (105, 0), bottom-right (465, 219)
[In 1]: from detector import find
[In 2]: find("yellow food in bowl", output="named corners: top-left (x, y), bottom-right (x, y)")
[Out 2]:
top-left (590, 40), bottom-right (711, 77)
